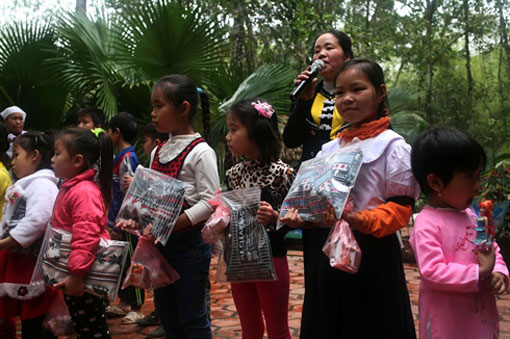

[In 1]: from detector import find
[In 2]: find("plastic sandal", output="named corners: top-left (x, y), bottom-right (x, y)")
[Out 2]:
top-left (121, 311), bottom-right (145, 324)
top-left (105, 304), bottom-right (130, 317)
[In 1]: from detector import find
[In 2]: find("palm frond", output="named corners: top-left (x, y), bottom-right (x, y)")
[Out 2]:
top-left (210, 64), bottom-right (295, 146)
top-left (390, 110), bottom-right (428, 144)
top-left (48, 10), bottom-right (130, 119)
top-left (0, 21), bottom-right (69, 129)
top-left (123, 0), bottom-right (227, 88)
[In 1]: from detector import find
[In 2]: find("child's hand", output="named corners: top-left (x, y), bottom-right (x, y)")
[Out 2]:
top-left (323, 205), bottom-right (337, 227)
top-left (280, 208), bottom-right (304, 229)
top-left (54, 275), bottom-right (84, 296)
top-left (141, 224), bottom-right (159, 245)
top-left (478, 246), bottom-right (496, 280)
top-left (485, 272), bottom-right (508, 295)
top-left (122, 174), bottom-right (133, 191)
top-left (116, 219), bottom-right (140, 231)
top-left (257, 201), bottom-right (278, 226)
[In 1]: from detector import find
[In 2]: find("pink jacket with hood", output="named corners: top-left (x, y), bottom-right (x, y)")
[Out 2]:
top-left (51, 168), bottom-right (110, 276)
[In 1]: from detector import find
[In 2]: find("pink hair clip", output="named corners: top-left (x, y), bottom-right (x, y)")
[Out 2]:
top-left (251, 101), bottom-right (275, 119)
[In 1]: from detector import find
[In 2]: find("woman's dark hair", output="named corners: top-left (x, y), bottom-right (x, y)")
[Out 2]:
top-left (152, 74), bottom-right (211, 143)
top-left (77, 107), bottom-right (106, 128)
top-left (314, 29), bottom-right (354, 59)
top-left (335, 58), bottom-right (388, 119)
top-left (143, 123), bottom-right (169, 142)
top-left (57, 127), bottom-right (113, 209)
top-left (14, 130), bottom-right (55, 171)
top-left (227, 97), bottom-right (282, 164)
top-left (411, 126), bottom-right (486, 196)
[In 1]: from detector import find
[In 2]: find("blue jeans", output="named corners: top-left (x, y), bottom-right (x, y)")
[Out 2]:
top-left (155, 228), bottom-right (212, 339)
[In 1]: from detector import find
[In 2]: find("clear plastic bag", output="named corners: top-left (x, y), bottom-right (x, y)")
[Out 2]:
top-left (116, 166), bottom-right (188, 246)
top-left (221, 187), bottom-right (277, 282)
top-left (278, 150), bottom-right (363, 229)
top-left (42, 291), bottom-right (74, 336)
top-left (322, 199), bottom-right (361, 274)
top-left (201, 190), bottom-right (231, 246)
top-left (34, 225), bottom-right (129, 300)
top-left (122, 237), bottom-right (180, 290)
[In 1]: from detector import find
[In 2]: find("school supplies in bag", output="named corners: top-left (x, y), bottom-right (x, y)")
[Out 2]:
top-left (322, 199), bottom-right (361, 274)
top-left (278, 150), bottom-right (363, 229)
top-left (122, 237), bottom-right (180, 290)
top-left (116, 166), bottom-right (187, 246)
top-left (221, 187), bottom-right (277, 282)
top-left (201, 190), bottom-right (231, 245)
top-left (37, 226), bottom-right (129, 300)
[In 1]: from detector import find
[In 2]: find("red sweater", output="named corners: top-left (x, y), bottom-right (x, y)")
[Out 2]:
top-left (51, 169), bottom-right (110, 275)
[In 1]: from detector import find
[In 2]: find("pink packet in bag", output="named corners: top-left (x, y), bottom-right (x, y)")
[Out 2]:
top-left (122, 237), bottom-right (180, 290)
top-left (202, 190), bottom-right (231, 244)
top-left (322, 199), bottom-right (362, 274)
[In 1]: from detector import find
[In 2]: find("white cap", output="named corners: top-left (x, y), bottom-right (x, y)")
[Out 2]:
top-left (0, 106), bottom-right (26, 121)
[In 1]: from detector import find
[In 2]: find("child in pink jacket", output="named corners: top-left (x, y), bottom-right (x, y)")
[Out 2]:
top-left (51, 127), bottom-right (113, 338)
top-left (410, 127), bottom-right (509, 339)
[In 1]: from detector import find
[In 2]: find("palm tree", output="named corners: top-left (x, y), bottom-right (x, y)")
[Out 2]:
top-left (387, 86), bottom-right (428, 144)
top-left (0, 21), bottom-right (70, 130)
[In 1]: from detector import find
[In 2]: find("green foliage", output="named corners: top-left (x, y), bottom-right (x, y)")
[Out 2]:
top-left (211, 63), bottom-right (295, 146)
top-left (51, 10), bottom-right (128, 119)
top-left (0, 21), bottom-right (69, 130)
top-left (387, 87), bottom-right (428, 144)
top-left (123, 0), bottom-right (227, 87)
top-left (1, 0), bottom-right (510, 163)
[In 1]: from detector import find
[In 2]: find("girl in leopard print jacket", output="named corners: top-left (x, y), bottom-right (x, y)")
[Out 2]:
top-left (225, 98), bottom-right (295, 339)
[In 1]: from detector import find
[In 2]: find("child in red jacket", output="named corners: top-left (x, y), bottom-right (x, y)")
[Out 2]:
top-left (51, 127), bottom-right (113, 338)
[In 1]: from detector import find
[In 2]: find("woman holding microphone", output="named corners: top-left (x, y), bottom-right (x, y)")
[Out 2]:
top-left (283, 30), bottom-right (353, 162)
top-left (282, 30), bottom-right (353, 338)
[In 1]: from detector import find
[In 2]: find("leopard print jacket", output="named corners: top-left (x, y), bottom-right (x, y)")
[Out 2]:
top-left (226, 158), bottom-right (295, 257)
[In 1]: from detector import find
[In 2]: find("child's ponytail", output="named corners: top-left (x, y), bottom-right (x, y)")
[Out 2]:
top-left (96, 130), bottom-right (113, 209)
top-left (198, 88), bottom-right (211, 144)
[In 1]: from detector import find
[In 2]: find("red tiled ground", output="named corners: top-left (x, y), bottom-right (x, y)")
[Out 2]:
top-left (14, 250), bottom-right (510, 338)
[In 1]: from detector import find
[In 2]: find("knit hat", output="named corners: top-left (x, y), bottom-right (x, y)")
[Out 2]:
top-left (0, 106), bottom-right (26, 121)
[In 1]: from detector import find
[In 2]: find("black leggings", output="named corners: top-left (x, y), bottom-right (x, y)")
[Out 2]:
top-left (65, 293), bottom-right (111, 338)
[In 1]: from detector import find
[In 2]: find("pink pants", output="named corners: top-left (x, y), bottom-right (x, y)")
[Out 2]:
top-left (231, 256), bottom-right (291, 339)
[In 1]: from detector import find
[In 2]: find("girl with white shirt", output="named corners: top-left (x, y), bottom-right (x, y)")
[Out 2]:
top-left (282, 59), bottom-right (419, 338)
top-left (0, 131), bottom-right (59, 338)
top-left (121, 74), bottom-right (219, 338)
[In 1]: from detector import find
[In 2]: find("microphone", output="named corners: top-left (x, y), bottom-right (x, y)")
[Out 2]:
top-left (289, 59), bottom-right (325, 101)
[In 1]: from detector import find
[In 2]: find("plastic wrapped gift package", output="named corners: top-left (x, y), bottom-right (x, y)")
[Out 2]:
top-left (278, 150), bottom-right (363, 228)
top-left (116, 166), bottom-right (187, 246)
top-left (36, 226), bottom-right (129, 300)
top-left (322, 200), bottom-right (362, 274)
top-left (221, 187), bottom-right (277, 282)
top-left (122, 237), bottom-right (180, 290)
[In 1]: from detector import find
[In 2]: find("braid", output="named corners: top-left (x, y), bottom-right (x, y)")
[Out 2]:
top-left (200, 91), bottom-right (211, 144)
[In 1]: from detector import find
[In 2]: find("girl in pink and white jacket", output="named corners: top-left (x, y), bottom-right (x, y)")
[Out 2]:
top-left (410, 127), bottom-right (509, 339)
top-left (51, 127), bottom-right (113, 339)
top-left (0, 131), bottom-right (58, 338)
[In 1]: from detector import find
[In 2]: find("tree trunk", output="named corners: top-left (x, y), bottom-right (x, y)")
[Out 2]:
top-left (463, 0), bottom-right (473, 119)
top-left (231, 1), bottom-right (245, 72)
top-left (496, 0), bottom-right (510, 104)
top-left (425, 0), bottom-right (438, 124)
top-left (76, 0), bottom-right (87, 13)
